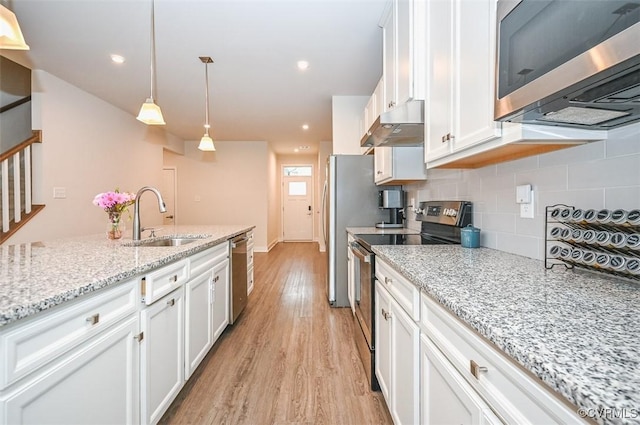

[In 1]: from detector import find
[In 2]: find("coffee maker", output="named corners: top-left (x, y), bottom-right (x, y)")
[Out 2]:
top-left (376, 189), bottom-right (405, 228)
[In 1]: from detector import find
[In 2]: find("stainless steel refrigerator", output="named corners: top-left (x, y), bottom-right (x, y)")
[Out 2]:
top-left (322, 155), bottom-right (391, 307)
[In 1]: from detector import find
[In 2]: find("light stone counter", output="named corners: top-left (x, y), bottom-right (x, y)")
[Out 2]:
top-left (372, 245), bottom-right (640, 425)
top-left (0, 225), bottom-right (254, 327)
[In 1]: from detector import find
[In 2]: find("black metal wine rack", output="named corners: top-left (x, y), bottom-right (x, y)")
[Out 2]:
top-left (544, 204), bottom-right (640, 282)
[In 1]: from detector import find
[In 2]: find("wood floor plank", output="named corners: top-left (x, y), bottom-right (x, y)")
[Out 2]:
top-left (160, 242), bottom-right (392, 425)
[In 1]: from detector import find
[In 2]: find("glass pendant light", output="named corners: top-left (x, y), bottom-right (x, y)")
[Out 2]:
top-left (137, 0), bottom-right (165, 125)
top-left (198, 56), bottom-right (216, 151)
top-left (0, 5), bottom-right (29, 50)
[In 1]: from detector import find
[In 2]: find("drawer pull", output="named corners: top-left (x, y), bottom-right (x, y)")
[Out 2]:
top-left (85, 313), bottom-right (100, 325)
top-left (470, 359), bottom-right (488, 379)
top-left (167, 298), bottom-right (176, 307)
top-left (384, 276), bottom-right (392, 285)
top-left (134, 332), bottom-right (144, 342)
top-left (169, 274), bottom-right (178, 283)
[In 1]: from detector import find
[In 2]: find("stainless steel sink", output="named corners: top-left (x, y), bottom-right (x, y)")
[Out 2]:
top-left (124, 236), bottom-right (207, 247)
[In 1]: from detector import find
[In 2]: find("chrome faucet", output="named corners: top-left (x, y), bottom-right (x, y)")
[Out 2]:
top-left (132, 186), bottom-right (167, 241)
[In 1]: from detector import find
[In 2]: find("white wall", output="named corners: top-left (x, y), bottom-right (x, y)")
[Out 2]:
top-left (162, 141), bottom-right (269, 251)
top-left (404, 123), bottom-right (640, 260)
top-left (4, 70), bottom-right (182, 245)
top-left (267, 148), bottom-right (279, 250)
top-left (332, 96), bottom-right (368, 154)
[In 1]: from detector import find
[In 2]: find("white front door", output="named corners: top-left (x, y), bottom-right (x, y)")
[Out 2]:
top-left (282, 174), bottom-right (313, 241)
top-left (162, 167), bottom-right (176, 225)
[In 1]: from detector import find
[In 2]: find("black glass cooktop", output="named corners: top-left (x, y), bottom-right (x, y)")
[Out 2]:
top-left (354, 233), bottom-right (454, 250)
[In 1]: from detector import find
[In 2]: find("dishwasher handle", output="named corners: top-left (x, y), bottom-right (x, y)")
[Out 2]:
top-left (231, 235), bottom-right (249, 248)
top-left (350, 242), bottom-right (371, 263)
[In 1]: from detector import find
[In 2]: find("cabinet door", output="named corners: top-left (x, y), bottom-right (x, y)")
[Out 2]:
top-left (421, 334), bottom-right (500, 425)
top-left (212, 258), bottom-right (230, 343)
top-left (140, 288), bottom-right (185, 425)
top-left (390, 293), bottom-right (421, 425)
top-left (381, 2), bottom-right (396, 112)
top-left (424, 0), bottom-right (454, 162)
top-left (185, 270), bottom-right (213, 379)
top-left (374, 146), bottom-right (393, 183)
top-left (375, 281), bottom-right (392, 402)
top-left (2, 316), bottom-right (139, 425)
top-left (453, 0), bottom-right (501, 151)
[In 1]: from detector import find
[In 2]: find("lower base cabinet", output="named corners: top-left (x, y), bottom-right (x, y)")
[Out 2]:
top-left (421, 334), bottom-right (500, 425)
top-left (375, 280), bottom-right (420, 425)
top-left (1, 315), bottom-right (140, 425)
top-left (140, 287), bottom-right (185, 425)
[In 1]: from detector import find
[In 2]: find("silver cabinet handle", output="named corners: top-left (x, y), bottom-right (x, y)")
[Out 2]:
top-left (384, 276), bottom-right (392, 285)
top-left (86, 313), bottom-right (100, 325)
top-left (134, 332), bottom-right (144, 342)
top-left (470, 360), bottom-right (488, 379)
top-left (169, 274), bottom-right (178, 283)
top-left (167, 298), bottom-right (175, 307)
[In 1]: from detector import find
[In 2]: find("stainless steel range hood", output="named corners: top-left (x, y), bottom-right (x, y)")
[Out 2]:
top-left (360, 100), bottom-right (424, 147)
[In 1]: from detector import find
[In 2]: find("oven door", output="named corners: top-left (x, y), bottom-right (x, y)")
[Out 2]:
top-left (350, 241), bottom-right (374, 349)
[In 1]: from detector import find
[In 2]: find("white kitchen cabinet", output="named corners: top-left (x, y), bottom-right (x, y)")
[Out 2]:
top-left (375, 279), bottom-right (420, 425)
top-left (211, 256), bottom-right (230, 344)
top-left (184, 270), bottom-right (213, 380)
top-left (140, 287), bottom-right (185, 425)
top-left (374, 145), bottom-right (427, 185)
top-left (421, 333), bottom-right (501, 425)
top-left (420, 292), bottom-right (586, 424)
top-left (1, 315), bottom-right (140, 425)
top-left (425, 0), bottom-right (501, 164)
top-left (381, 0), bottom-right (425, 112)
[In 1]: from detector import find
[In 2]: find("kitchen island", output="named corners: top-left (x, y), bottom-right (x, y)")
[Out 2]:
top-left (0, 224), bottom-right (254, 425)
top-left (373, 244), bottom-right (640, 425)
top-left (0, 224), bottom-right (253, 327)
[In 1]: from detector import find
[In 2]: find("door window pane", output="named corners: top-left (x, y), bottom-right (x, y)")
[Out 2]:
top-left (284, 166), bottom-right (312, 176)
top-left (288, 181), bottom-right (307, 196)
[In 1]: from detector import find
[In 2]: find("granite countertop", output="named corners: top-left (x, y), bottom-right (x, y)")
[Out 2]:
top-left (373, 245), bottom-right (640, 425)
top-left (0, 225), bottom-right (254, 328)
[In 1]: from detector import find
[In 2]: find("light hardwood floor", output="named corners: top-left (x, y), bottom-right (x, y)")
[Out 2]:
top-left (160, 242), bottom-right (393, 425)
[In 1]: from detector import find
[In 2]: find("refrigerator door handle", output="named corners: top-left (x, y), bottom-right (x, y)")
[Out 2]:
top-left (321, 179), bottom-right (328, 245)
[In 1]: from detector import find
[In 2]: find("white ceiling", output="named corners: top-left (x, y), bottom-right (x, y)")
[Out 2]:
top-left (3, 0), bottom-right (387, 154)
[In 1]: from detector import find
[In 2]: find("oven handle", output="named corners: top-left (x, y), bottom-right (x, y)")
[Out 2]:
top-left (350, 242), bottom-right (371, 263)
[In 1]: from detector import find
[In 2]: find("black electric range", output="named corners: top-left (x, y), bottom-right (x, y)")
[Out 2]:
top-left (353, 233), bottom-right (451, 251)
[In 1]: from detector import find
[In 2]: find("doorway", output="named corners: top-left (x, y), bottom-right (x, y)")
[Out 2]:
top-left (162, 167), bottom-right (177, 225)
top-left (282, 165), bottom-right (314, 242)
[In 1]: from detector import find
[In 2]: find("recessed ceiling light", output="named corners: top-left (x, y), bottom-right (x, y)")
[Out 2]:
top-left (297, 60), bottom-right (309, 70)
top-left (302, 124), bottom-right (309, 130)
top-left (298, 145), bottom-right (310, 150)
top-left (294, 148), bottom-right (300, 153)
top-left (110, 54), bottom-right (125, 64)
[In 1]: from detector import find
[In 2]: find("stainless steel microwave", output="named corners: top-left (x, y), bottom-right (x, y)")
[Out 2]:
top-left (494, 0), bottom-right (640, 129)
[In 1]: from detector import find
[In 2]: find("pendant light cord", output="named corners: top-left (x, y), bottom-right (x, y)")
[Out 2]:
top-left (149, 0), bottom-right (156, 101)
top-left (204, 62), bottom-right (210, 136)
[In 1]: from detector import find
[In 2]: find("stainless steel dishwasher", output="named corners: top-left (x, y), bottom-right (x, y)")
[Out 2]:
top-left (230, 233), bottom-right (249, 324)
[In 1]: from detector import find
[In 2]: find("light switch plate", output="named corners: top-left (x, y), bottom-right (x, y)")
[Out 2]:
top-left (516, 184), bottom-right (532, 204)
top-left (53, 187), bottom-right (66, 199)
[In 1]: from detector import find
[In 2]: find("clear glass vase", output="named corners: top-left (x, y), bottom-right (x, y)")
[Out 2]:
top-left (106, 212), bottom-right (125, 240)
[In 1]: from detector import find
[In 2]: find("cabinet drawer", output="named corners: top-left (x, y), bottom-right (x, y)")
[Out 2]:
top-left (142, 259), bottom-right (188, 305)
top-left (375, 259), bottom-right (420, 321)
top-left (190, 242), bottom-right (229, 278)
top-left (420, 293), bottom-right (585, 424)
top-left (0, 279), bottom-right (138, 390)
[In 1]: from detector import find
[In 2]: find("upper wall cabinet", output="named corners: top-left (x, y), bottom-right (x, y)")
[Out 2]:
top-left (381, 0), bottom-right (425, 112)
top-left (424, 0), bottom-right (501, 163)
top-left (424, 0), bottom-right (608, 170)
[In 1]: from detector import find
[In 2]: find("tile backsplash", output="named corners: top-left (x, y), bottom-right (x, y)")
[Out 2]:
top-left (404, 123), bottom-right (640, 260)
